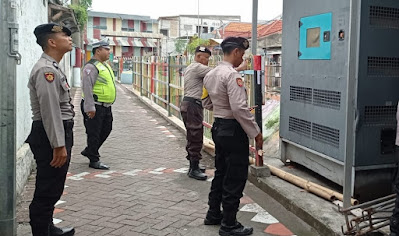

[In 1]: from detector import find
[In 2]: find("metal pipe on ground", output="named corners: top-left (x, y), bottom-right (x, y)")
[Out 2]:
top-left (266, 165), bottom-right (359, 205)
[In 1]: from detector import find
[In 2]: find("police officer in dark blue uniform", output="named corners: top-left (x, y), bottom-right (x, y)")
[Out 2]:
top-left (26, 23), bottom-right (75, 236)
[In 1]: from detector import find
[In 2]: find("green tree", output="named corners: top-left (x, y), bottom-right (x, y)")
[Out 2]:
top-left (174, 39), bottom-right (187, 54)
top-left (69, 0), bottom-right (92, 30)
top-left (186, 36), bottom-right (210, 54)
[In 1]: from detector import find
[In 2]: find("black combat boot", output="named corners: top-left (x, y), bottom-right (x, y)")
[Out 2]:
top-left (49, 223), bottom-right (75, 236)
top-left (188, 160), bottom-right (207, 180)
top-left (219, 211), bottom-right (253, 236)
top-left (187, 160), bottom-right (206, 175)
top-left (219, 222), bottom-right (253, 236)
top-left (204, 209), bottom-right (223, 225)
top-left (31, 224), bottom-right (50, 236)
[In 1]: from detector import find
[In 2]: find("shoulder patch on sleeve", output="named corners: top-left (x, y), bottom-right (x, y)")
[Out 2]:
top-left (236, 78), bottom-right (244, 87)
top-left (44, 72), bottom-right (55, 83)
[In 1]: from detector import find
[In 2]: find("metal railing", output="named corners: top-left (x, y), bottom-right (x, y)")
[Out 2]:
top-left (265, 62), bottom-right (281, 93)
top-left (128, 55), bottom-right (280, 140)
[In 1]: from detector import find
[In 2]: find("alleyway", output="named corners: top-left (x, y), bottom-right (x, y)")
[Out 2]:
top-left (16, 84), bottom-right (318, 236)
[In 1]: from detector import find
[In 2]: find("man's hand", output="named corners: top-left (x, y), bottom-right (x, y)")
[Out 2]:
top-left (86, 111), bottom-right (96, 119)
top-left (235, 60), bottom-right (248, 72)
top-left (50, 146), bottom-right (67, 168)
top-left (255, 133), bottom-right (263, 150)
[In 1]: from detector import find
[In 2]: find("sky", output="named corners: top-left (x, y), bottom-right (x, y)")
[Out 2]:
top-left (90, 0), bottom-right (283, 22)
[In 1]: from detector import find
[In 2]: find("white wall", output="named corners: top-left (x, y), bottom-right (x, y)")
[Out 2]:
top-left (16, 0), bottom-right (48, 149)
top-left (180, 17), bottom-right (228, 37)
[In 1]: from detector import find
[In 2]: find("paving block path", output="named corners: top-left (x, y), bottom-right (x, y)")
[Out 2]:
top-left (17, 84), bottom-right (317, 236)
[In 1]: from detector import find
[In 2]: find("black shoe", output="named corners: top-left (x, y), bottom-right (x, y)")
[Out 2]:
top-left (219, 222), bottom-right (253, 236)
top-left (204, 211), bottom-right (223, 225)
top-left (31, 225), bottom-right (50, 236)
top-left (188, 160), bottom-right (207, 180)
top-left (391, 232), bottom-right (399, 236)
top-left (50, 224), bottom-right (75, 236)
top-left (81, 149), bottom-right (88, 157)
top-left (187, 162), bottom-right (206, 175)
top-left (89, 161), bottom-right (110, 170)
top-left (199, 164), bottom-right (206, 173)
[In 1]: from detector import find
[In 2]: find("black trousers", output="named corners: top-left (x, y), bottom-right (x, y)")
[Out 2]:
top-left (180, 99), bottom-right (204, 161)
top-left (26, 120), bottom-right (73, 233)
top-left (208, 118), bottom-right (249, 225)
top-left (81, 100), bottom-right (113, 162)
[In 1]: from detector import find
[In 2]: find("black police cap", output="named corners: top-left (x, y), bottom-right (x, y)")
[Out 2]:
top-left (195, 46), bottom-right (211, 55)
top-left (34, 23), bottom-right (72, 39)
top-left (221, 37), bottom-right (250, 50)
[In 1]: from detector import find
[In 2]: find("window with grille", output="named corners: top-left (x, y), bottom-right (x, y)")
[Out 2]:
top-left (93, 17), bottom-right (107, 30)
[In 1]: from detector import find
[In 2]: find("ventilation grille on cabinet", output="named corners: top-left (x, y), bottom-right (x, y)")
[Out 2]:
top-left (312, 123), bottom-right (340, 148)
top-left (289, 116), bottom-right (340, 148)
top-left (290, 86), bottom-right (312, 103)
top-left (289, 117), bottom-right (311, 137)
top-left (370, 6), bottom-right (399, 29)
top-left (368, 57), bottom-right (399, 77)
top-left (313, 89), bottom-right (341, 110)
top-left (364, 106), bottom-right (397, 125)
top-left (289, 86), bottom-right (341, 110)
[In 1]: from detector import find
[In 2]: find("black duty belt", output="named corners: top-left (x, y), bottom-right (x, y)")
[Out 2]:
top-left (183, 96), bottom-right (202, 107)
top-left (33, 119), bottom-right (74, 127)
top-left (214, 118), bottom-right (239, 125)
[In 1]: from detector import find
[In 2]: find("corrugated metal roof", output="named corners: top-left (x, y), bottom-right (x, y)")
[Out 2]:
top-left (88, 11), bottom-right (151, 21)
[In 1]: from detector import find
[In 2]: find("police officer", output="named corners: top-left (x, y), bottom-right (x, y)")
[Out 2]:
top-left (180, 46), bottom-right (212, 180)
top-left (202, 37), bottom-right (263, 236)
top-left (80, 39), bottom-right (116, 170)
top-left (26, 23), bottom-right (75, 236)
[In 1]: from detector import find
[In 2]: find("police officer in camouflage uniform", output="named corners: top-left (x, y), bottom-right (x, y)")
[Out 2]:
top-left (180, 46), bottom-right (212, 181)
top-left (80, 39), bottom-right (116, 170)
top-left (202, 37), bottom-right (263, 236)
top-left (26, 23), bottom-right (75, 236)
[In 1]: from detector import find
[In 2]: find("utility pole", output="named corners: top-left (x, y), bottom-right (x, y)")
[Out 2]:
top-left (197, 0), bottom-right (201, 41)
top-left (0, 0), bottom-right (19, 235)
top-left (251, 0), bottom-right (258, 55)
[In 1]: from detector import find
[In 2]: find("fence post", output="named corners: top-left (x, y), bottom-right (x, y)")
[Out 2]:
top-left (253, 55), bottom-right (263, 167)
top-left (167, 56), bottom-right (172, 117)
top-left (140, 57), bottom-right (143, 97)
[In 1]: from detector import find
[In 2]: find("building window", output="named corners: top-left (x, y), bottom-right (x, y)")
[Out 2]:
top-left (122, 46), bottom-right (130, 53)
top-left (196, 26), bottom-right (200, 33)
top-left (202, 27), bottom-right (208, 33)
top-left (210, 27), bottom-right (214, 32)
top-left (160, 29), bottom-right (168, 36)
top-left (93, 17), bottom-right (107, 30)
top-left (122, 20), bottom-right (135, 32)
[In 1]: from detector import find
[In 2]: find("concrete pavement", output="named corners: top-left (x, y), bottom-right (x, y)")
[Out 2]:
top-left (16, 84), bottom-right (318, 236)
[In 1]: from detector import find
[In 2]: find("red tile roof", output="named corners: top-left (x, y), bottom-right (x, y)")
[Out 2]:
top-left (218, 20), bottom-right (282, 39)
